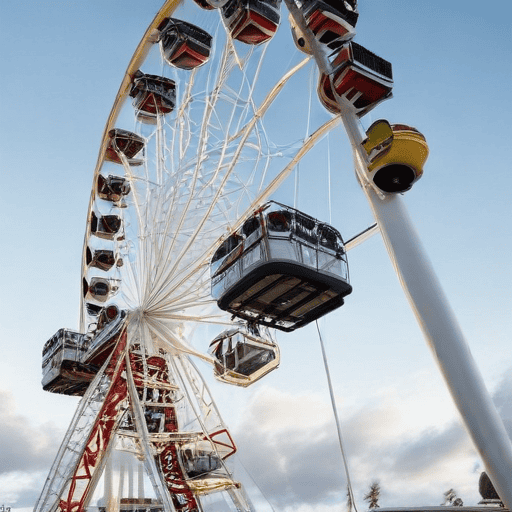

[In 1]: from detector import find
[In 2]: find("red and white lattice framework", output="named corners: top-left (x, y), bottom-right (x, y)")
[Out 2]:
top-left (37, 328), bottom-right (252, 512)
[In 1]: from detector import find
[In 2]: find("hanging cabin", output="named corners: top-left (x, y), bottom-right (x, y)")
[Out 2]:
top-left (42, 329), bottom-right (97, 396)
top-left (86, 247), bottom-right (121, 272)
top-left (208, 324), bottom-right (279, 386)
top-left (85, 303), bottom-right (121, 332)
top-left (221, 0), bottom-right (281, 45)
top-left (361, 120), bottom-right (429, 193)
top-left (80, 308), bottom-right (125, 368)
top-left (90, 211), bottom-right (122, 240)
top-left (130, 71), bottom-right (176, 123)
top-left (97, 174), bottom-right (131, 203)
top-left (318, 41), bottom-right (393, 116)
top-left (180, 441), bottom-right (224, 478)
top-left (83, 277), bottom-right (119, 303)
top-left (211, 202), bottom-right (352, 332)
top-left (42, 307), bottom-right (124, 396)
top-left (159, 18), bottom-right (213, 70)
top-left (104, 128), bottom-right (145, 165)
top-left (297, 0), bottom-right (358, 51)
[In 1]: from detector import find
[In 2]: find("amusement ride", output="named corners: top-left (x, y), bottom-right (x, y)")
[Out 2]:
top-left (34, 1), bottom-right (512, 511)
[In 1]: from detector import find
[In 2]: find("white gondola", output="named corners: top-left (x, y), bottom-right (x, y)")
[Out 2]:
top-left (180, 440), bottom-right (224, 478)
top-left (41, 329), bottom-right (95, 396)
top-left (90, 211), bottom-right (122, 240)
top-left (83, 277), bottom-right (120, 303)
top-left (208, 324), bottom-right (279, 386)
top-left (85, 247), bottom-right (122, 272)
top-left (211, 201), bottom-right (352, 331)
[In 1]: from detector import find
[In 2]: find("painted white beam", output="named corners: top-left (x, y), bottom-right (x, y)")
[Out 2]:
top-left (346, 113), bottom-right (512, 510)
top-left (282, 2), bottom-right (512, 505)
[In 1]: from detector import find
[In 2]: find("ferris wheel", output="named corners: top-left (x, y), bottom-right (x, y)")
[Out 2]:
top-left (34, 1), bottom-right (512, 511)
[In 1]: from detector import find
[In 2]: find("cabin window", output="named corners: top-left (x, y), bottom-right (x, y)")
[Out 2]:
top-left (86, 303), bottom-right (102, 315)
top-left (211, 234), bottom-right (242, 263)
top-left (242, 216), bottom-right (260, 238)
top-left (267, 210), bottom-right (292, 233)
top-left (234, 342), bottom-right (276, 377)
top-left (96, 305), bottom-right (120, 331)
top-left (144, 408), bottom-right (165, 433)
top-left (82, 278), bottom-right (89, 298)
top-left (90, 212), bottom-right (122, 237)
top-left (90, 280), bottom-right (109, 297)
top-left (318, 224), bottom-right (340, 252)
top-left (294, 213), bottom-right (317, 245)
top-left (222, 0), bottom-right (238, 20)
top-left (90, 212), bottom-right (98, 233)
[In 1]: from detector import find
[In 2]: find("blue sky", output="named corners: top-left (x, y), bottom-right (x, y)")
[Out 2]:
top-left (1, 0), bottom-right (512, 510)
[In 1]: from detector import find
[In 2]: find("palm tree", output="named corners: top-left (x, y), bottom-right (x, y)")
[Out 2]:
top-left (347, 486), bottom-right (353, 512)
top-left (364, 482), bottom-right (381, 509)
top-left (442, 489), bottom-right (463, 506)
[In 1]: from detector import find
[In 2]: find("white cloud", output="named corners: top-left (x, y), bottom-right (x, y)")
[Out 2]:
top-left (0, 390), bottom-right (64, 510)
top-left (3, 368), bottom-right (512, 512)
top-left (232, 370), bottom-right (512, 510)
top-left (0, 390), bottom-right (62, 475)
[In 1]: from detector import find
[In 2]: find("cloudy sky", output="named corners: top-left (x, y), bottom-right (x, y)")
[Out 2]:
top-left (1, 0), bottom-right (512, 511)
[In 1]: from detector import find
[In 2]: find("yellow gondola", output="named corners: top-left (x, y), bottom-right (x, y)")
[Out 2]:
top-left (361, 119), bottom-right (429, 193)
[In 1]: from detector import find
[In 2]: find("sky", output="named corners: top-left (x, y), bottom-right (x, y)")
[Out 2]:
top-left (1, 0), bottom-right (512, 511)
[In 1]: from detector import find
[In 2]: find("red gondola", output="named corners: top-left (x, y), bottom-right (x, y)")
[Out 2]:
top-left (97, 174), bottom-right (131, 203)
top-left (159, 18), bottom-right (212, 70)
top-left (318, 42), bottom-right (393, 117)
top-left (104, 128), bottom-right (145, 165)
top-left (130, 71), bottom-right (176, 123)
top-left (221, 0), bottom-right (281, 45)
top-left (301, 0), bottom-right (358, 50)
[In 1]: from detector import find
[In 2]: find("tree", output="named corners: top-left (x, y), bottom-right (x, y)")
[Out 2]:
top-left (364, 482), bottom-right (381, 509)
top-left (347, 486), bottom-right (353, 512)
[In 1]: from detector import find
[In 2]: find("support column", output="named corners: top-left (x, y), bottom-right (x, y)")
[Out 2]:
top-left (343, 111), bottom-right (512, 509)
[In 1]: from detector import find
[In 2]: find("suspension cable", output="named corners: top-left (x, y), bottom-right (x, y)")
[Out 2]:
top-left (327, 133), bottom-right (332, 225)
top-left (315, 320), bottom-right (358, 512)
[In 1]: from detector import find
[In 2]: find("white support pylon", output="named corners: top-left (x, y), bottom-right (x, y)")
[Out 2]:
top-left (282, 0), bottom-right (512, 507)
top-left (343, 109), bottom-right (512, 511)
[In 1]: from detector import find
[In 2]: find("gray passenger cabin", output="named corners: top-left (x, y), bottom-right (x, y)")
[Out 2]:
top-left (211, 202), bottom-right (352, 331)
